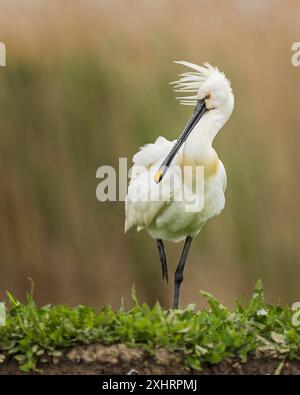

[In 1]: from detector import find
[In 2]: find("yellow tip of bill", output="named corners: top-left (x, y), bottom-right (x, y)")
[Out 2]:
top-left (154, 169), bottom-right (163, 184)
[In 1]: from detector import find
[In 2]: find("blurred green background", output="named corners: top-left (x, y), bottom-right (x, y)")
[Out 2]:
top-left (0, 0), bottom-right (300, 309)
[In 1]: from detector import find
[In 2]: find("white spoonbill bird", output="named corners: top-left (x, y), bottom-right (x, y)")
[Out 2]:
top-left (125, 61), bottom-right (234, 309)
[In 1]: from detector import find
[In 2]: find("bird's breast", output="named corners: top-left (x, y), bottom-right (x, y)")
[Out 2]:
top-left (182, 148), bottom-right (219, 182)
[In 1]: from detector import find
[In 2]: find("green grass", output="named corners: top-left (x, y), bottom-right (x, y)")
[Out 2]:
top-left (0, 281), bottom-right (300, 372)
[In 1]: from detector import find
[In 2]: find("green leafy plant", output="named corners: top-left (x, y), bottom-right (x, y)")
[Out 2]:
top-left (0, 281), bottom-right (299, 372)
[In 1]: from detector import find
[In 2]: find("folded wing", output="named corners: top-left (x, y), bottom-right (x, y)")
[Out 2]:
top-left (125, 137), bottom-right (183, 232)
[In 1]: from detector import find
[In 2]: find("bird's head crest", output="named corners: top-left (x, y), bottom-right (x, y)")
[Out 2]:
top-left (170, 61), bottom-right (233, 107)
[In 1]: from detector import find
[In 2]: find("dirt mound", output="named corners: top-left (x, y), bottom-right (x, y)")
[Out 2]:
top-left (1, 344), bottom-right (300, 375)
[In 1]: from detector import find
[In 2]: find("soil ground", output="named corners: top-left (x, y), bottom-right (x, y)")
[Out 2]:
top-left (0, 344), bottom-right (300, 375)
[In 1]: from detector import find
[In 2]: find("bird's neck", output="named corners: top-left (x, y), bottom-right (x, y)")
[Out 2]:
top-left (183, 105), bottom-right (230, 166)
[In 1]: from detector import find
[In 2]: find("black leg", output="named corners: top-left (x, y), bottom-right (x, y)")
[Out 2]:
top-left (156, 239), bottom-right (168, 283)
top-left (173, 236), bottom-right (193, 309)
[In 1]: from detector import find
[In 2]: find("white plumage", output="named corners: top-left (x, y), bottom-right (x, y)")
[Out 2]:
top-left (125, 61), bottom-right (233, 241)
top-left (124, 61), bottom-right (234, 308)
